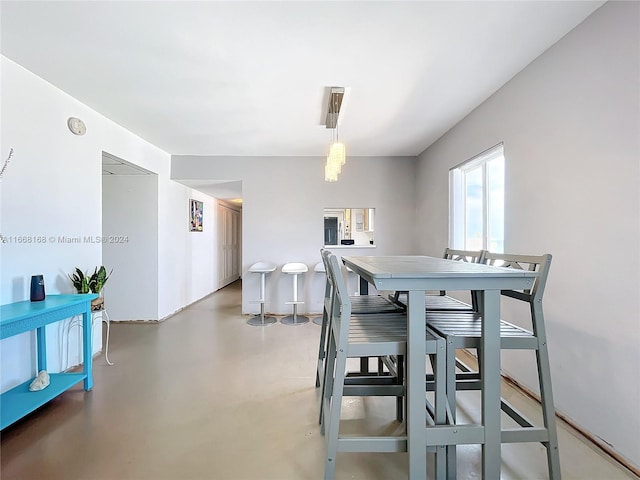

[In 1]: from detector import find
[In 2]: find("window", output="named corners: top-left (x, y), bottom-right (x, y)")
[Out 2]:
top-left (450, 144), bottom-right (504, 252)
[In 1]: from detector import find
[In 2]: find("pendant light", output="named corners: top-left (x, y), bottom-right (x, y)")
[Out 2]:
top-left (324, 87), bottom-right (346, 182)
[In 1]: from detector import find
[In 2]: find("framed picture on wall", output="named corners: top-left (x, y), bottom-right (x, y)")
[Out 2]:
top-left (190, 199), bottom-right (203, 232)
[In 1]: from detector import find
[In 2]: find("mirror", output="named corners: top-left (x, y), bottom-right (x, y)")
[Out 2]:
top-left (324, 208), bottom-right (375, 247)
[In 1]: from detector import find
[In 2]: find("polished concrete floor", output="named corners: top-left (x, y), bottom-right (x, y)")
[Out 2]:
top-left (1, 281), bottom-right (637, 480)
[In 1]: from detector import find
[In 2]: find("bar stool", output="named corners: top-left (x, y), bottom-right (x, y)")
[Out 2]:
top-left (281, 262), bottom-right (309, 325)
top-left (312, 261), bottom-right (326, 326)
top-left (247, 261), bottom-right (278, 326)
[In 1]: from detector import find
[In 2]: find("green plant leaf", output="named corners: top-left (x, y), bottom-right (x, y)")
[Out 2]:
top-left (69, 266), bottom-right (112, 293)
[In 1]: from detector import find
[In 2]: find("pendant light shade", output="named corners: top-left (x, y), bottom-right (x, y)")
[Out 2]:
top-left (325, 141), bottom-right (346, 182)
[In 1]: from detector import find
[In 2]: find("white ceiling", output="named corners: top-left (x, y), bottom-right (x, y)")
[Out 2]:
top-left (102, 152), bottom-right (154, 176)
top-left (2, 1), bottom-right (603, 160)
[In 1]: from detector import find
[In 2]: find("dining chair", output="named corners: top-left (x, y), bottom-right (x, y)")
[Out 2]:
top-left (426, 252), bottom-right (561, 479)
top-left (316, 270), bottom-right (406, 432)
top-left (315, 249), bottom-right (405, 390)
top-left (321, 252), bottom-right (448, 479)
top-left (316, 249), bottom-right (406, 427)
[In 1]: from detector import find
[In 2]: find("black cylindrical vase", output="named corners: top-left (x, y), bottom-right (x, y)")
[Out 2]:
top-left (30, 275), bottom-right (45, 302)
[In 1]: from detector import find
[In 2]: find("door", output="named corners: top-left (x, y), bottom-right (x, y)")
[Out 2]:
top-left (217, 202), bottom-right (241, 288)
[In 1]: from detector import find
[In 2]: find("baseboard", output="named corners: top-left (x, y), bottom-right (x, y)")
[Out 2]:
top-left (158, 290), bottom-right (221, 322)
top-left (99, 291), bottom-right (218, 324)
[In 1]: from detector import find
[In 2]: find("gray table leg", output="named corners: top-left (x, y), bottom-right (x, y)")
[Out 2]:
top-left (481, 289), bottom-right (501, 478)
top-left (357, 278), bottom-right (371, 375)
top-left (407, 290), bottom-right (426, 479)
top-left (359, 276), bottom-right (369, 295)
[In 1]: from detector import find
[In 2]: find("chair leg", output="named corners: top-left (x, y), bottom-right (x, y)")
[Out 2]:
top-left (395, 355), bottom-right (404, 423)
top-left (537, 346), bottom-right (562, 479)
top-left (91, 310), bottom-right (114, 366)
top-left (359, 356), bottom-right (370, 374)
top-left (431, 339), bottom-right (447, 479)
top-left (316, 310), bottom-right (329, 388)
top-left (102, 309), bottom-right (114, 366)
top-left (446, 339), bottom-right (457, 477)
top-left (320, 332), bottom-right (337, 432)
top-left (532, 304), bottom-right (562, 479)
top-left (324, 339), bottom-right (347, 480)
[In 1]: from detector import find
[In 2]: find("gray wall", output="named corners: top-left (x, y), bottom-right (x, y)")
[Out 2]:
top-left (415, 1), bottom-right (639, 467)
top-left (172, 155), bottom-right (418, 315)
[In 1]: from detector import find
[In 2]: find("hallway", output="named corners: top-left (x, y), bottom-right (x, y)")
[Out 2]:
top-left (1, 281), bottom-right (636, 479)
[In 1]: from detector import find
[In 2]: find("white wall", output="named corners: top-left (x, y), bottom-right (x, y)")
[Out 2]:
top-left (103, 173), bottom-right (159, 320)
top-left (172, 155), bottom-right (418, 315)
top-left (0, 58), bottom-right (102, 386)
top-left (415, 1), bottom-right (639, 468)
top-left (157, 186), bottom-right (216, 318)
top-left (0, 57), bottom-right (217, 392)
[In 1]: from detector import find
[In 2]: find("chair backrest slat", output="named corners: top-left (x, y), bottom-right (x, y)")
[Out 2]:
top-left (444, 248), bottom-right (486, 264)
top-left (483, 252), bottom-right (552, 303)
top-left (320, 248), bottom-right (332, 297)
top-left (324, 253), bottom-right (353, 344)
top-left (320, 248), bottom-right (336, 324)
top-left (326, 253), bottom-right (350, 312)
top-left (442, 248), bottom-right (486, 306)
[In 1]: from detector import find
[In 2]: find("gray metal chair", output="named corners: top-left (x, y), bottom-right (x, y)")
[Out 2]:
top-left (315, 249), bottom-right (405, 390)
top-left (316, 249), bottom-right (406, 427)
top-left (427, 252), bottom-right (561, 479)
top-left (321, 252), bottom-right (447, 480)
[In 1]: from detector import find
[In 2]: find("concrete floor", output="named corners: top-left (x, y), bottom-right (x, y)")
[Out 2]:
top-left (1, 280), bottom-right (637, 480)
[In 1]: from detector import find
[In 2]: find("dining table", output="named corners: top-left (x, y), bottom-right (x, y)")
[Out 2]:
top-left (341, 255), bottom-right (538, 479)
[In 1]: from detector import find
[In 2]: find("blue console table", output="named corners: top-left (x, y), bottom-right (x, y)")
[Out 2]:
top-left (0, 294), bottom-right (97, 429)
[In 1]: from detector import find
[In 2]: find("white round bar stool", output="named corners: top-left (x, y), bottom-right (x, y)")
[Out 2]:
top-left (312, 261), bottom-right (326, 325)
top-left (281, 262), bottom-right (310, 326)
top-left (247, 262), bottom-right (278, 326)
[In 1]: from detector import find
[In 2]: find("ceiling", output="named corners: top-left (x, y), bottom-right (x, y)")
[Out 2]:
top-left (1, 1), bottom-right (603, 161)
top-left (102, 152), bottom-right (154, 176)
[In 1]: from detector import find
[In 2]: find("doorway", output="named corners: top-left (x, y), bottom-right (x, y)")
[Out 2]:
top-left (102, 152), bottom-right (158, 320)
top-left (217, 201), bottom-right (242, 289)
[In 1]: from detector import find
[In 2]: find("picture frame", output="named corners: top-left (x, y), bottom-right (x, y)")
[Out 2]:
top-left (189, 199), bottom-right (203, 232)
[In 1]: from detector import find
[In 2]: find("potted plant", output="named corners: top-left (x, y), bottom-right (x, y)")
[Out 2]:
top-left (68, 266), bottom-right (112, 311)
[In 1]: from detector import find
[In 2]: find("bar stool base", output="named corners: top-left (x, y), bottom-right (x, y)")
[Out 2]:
top-left (312, 316), bottom-right (323, 325)
top-left (247, 315), bottom-right (278, 326)
top-left (281, 315), bottom-right (310, 326)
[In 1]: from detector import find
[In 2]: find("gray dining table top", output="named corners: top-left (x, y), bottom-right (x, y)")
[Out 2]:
top-left (342, 255), bottom-right (533, 278)
top-left (342, 255), bottom-right (537, 292)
